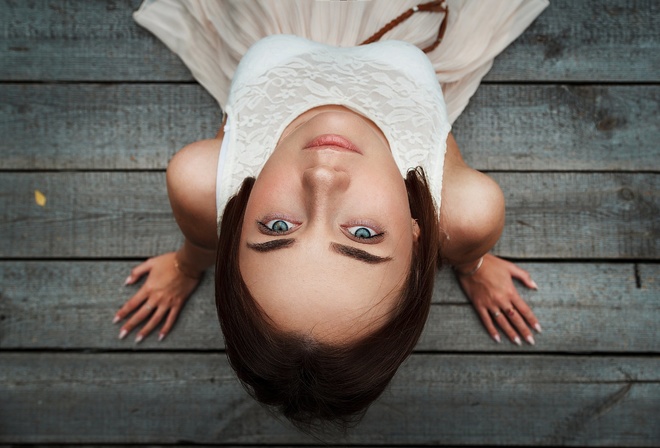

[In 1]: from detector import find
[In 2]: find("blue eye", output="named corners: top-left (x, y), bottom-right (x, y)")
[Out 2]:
top-left (261, 219), bottom-right (295, 234)
top-left (347, 226), bottom-right (379, 239)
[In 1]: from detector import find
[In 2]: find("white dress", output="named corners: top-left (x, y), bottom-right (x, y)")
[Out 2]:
top-left (132, 0), bottom-right (549, 225)
top-left (214, 34), bottom-right (452, 220)
top-left (133, 0), bottom-right (549, 123)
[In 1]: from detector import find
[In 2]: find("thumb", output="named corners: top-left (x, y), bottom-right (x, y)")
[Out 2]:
top-left (508, 263), bottom-right (538, 290)
top-left (125, 258), bottom-right (154, 285)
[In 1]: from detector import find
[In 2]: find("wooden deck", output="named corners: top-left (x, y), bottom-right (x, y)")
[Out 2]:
top-left (1, 0), bottom-right (658, 445)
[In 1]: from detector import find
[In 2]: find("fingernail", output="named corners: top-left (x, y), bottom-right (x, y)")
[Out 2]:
top-left (135, 334), bottom-right (143, 344)
top-left (493, 334), bottom-right (501, 344)
top-left (124, 275), bottom-right (132, 286)
top-left (158, 333), bottom-right (165, 342)
top-left (526, 335), bottom-right (536, 346)
top-left (514, 336), bottom-right (522, 346)
top-left (530, 280), bottom-right (539, 290)
top-left (118, 329), bottom-right (128, 340)
top-left (112, 315), bottom-right (121, 324)
top-left (534, 323), bottom-right (543, 333)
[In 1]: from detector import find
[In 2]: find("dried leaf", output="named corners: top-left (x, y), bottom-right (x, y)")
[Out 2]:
top-left (35, 190), bottom-right (47, 207)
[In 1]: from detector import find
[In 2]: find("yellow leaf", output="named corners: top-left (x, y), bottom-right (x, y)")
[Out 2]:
top-left (35, 190), bottom-right (47, 207)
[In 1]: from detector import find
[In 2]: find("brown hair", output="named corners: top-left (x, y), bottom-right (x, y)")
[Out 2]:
top-left (215, 168), bottom-right (439, 431)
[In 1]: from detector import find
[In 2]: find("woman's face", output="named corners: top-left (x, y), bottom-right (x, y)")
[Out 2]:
top-left (239, 106), bottom-right (419, 342)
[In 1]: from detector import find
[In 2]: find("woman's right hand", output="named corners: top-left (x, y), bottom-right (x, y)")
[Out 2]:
top-left (113, 252), bottom-right (202, 343)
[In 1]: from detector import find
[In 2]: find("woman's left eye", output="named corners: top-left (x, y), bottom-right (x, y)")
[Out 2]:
top-left (347, 226), bottom-right (381, 239)
top-left (259, 219), bottom-right (297, 234)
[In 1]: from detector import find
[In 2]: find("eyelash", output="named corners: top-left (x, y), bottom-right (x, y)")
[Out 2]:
top-left (257, 218), bottom-right (299, 236)
top-left (344, 223), bottom-right (385, 243)
top-left (257, 218), bottom-right (385, 243)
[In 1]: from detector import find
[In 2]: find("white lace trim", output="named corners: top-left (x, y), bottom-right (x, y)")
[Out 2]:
top-left (217, 35), bottom-right (450, 226)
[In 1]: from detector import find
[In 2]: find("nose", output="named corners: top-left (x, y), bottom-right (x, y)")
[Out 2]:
top-left (302, 165), bottom-right (349, 216)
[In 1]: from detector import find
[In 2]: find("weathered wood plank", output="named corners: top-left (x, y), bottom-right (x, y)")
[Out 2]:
top-left (491, 172), bottom-right (659, 259)
top-left (0, 262), bottom-right (657, 352)
top-left (2, 84), bottom-right (657, 171)
top-left (1, 172), bottom-right (657, 259)
top-left (1, 353), bottom-right (658, 445)
top-left (455, 85), bottom-right (660, 171)
top-left (1, 0), bottom-right (657, 82)
top-left (0, 84), bottom-right (222, 170)
top-left (0, 0), bottom-right (190, 81)
top-left (0, 172), bottom-right (180, 257)
top-left (488, 0), bottom-right (660, 82)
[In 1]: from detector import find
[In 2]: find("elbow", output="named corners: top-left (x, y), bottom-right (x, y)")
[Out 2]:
top-left (478, 175), bottom-right (505, 250)
top-left (457, 174), bottom-right (505, 259)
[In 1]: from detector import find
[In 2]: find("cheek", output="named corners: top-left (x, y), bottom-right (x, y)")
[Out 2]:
top-left (243, 171), bottom-right (302, 221)
top-left (353, 173), bottom-right (409, 211)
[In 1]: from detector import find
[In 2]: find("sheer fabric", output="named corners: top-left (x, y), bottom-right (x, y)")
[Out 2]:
top-left (134, 0), bottom-right (548, 123)
top-left (216, 35), bottom-right (451, 217)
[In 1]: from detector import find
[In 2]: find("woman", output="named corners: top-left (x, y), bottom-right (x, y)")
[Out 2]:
top-left (115, 0), bottom-right (547, 428)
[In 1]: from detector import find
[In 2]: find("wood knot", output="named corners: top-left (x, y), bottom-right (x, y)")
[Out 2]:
top-left (597, 116), bottom-right (621, 131)
top-left (619, 187), bottom-right (635, 201)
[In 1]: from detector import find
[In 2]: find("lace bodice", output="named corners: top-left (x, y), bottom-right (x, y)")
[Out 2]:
top-left (217, 35), bottom-right (451, 226)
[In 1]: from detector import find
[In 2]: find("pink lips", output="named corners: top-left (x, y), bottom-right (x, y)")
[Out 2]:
top-left (303, 134), bottom-right (362, 154)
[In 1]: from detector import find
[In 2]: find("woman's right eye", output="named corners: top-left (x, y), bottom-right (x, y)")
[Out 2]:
top-left (259, 219), bottom-right (296, 234)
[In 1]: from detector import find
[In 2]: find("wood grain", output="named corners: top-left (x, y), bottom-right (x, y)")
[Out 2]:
top-left (0, 84), bottom-right (222, 170)
top-left (0, 262), bottom-right (657, 352)
top-left (2, 84), bottom-right (657, 171)
top-left (1, 172), bottom-right (656, 259)
top-left (1, 353), bottom-right (657, 445)
top-left (1, 1), bottom-right (658, 446)
top-left (487, 0), bottom-right (660, 82)
top-left (1, 0), bottom-right (657, 82)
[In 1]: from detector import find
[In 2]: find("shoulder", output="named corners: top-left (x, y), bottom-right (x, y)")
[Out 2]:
top-left (167, 138), bottom-right (221, 181)
top-left (440, 135), bottom-right (505, 262)
top-left (167, 138), bottom-right (222, 249)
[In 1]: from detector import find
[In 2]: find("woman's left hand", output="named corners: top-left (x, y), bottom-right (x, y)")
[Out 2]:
top-left (456, 254), bottom-right (541, 346)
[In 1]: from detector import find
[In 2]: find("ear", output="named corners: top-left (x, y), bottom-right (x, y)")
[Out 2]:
top-left (412, 218), bottom-right (420, 243)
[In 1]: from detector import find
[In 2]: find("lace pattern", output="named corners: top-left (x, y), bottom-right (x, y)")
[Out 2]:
top-left (217, 36), bottom-right (451, 225)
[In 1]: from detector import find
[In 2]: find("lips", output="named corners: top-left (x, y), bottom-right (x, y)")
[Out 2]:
top-left (303, 134), bottom-right (362, 154)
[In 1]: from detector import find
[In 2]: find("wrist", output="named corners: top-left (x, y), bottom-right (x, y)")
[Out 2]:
top-left (453, 256), bottom-right (484, 277)
top-left (174, 252), bottom-right (204, 279)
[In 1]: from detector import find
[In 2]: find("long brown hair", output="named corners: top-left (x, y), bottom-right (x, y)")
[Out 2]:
top-left (215, 167), bottom-right (439, 431)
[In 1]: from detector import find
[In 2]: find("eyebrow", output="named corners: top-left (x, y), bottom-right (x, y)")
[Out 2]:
top-left (247, 238), bottom-right (295, 252)
top-left (330, 243), bottom-right (393, 265)
top-left (245, 239), bottom-right (392, 265)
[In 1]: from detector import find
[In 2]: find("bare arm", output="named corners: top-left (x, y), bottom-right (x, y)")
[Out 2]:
top-left (440, 133), bottom-right (505, 269)
top-left (440, 133), bottom-right (541, 346)
top-left (113, 134), bottom-right (223, 343)
top-left (166, 138), bottom-right (222, 275)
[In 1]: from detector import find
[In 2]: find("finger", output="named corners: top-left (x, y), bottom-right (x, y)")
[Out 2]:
top-left (158, 306), bottom-right (182, 342)
top-left (135, 306), bottom-right (168, 344)
top-left (512, 295), bottom-right (543, 334)
top-left (505, 307), bottom-right (535, 346)
top-left (475, 307), bottom-right (501, 344)
top-left (124, 259), bottom-right (154, 285)
top-left (118, 302), bottom-right (155, 340)
top-left (507, 263), bottom-right (538, 290)
top-left (114, 287), bottom-right (149, 323)
top-left (494, 310), bottom-right (522, 346)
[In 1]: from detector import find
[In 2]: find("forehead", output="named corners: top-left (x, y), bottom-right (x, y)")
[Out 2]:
top-left (238, 240), bottom-right (411, 342)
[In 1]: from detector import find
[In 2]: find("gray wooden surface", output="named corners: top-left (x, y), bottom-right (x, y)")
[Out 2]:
top-left (0, 0), bottom-right (658, 446)
top-left (1, 262), bottom-right (658, 352)
top-left (1, 172), bottom-right (657, 258)
top-left (1, 0), bottom-right (658, 82)
top-left (2, 354), bottom-right (659, 445)
top-left (3, 84), bottom-right (658, 171)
